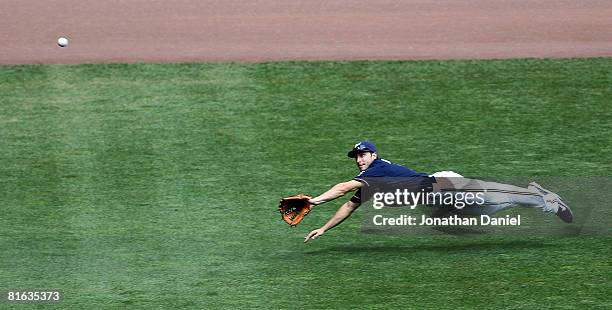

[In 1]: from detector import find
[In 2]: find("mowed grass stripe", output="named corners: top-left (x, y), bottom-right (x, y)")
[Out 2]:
top-left (0, 59), bottom-right (610, 309)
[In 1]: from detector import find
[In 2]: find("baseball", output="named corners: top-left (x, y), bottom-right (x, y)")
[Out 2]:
top-left (57, 37), bottom-right (69, 48)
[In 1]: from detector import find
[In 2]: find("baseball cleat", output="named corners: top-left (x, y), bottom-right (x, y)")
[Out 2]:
top-left (543, 193), bottom-right (573, 223)
top-left (529, 182), bottom-right (573, 223)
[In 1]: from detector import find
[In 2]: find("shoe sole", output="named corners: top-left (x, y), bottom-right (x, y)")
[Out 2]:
top-left (555, 197), bottom-right (574, 223)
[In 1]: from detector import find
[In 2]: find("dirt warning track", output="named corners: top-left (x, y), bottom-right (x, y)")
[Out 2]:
top-left (1, 0), bottom-right (611, 64)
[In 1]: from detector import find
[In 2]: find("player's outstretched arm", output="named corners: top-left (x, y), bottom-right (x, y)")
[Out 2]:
top-left (309, 180), bottom-right (362, 206)
top-left (304, 200), bottom-right (360, 243)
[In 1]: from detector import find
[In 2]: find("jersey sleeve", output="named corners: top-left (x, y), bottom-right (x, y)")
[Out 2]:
top-left (353, 166), bottom-right (383, 185)
top-left (349, 189), bottom-right (362, 204)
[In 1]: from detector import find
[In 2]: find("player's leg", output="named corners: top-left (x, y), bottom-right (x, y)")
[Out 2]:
top-left (451, 178), bottom-right (543, 212)
top-left (434, 176), bottom-right (573, 223)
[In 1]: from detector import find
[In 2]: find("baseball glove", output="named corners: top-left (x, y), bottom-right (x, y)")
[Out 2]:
top-left (278, 194), bottom-right (313, 227)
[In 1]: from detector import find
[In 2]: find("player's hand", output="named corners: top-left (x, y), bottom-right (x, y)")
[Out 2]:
top-left (304, 228), bottom-right (325, 243)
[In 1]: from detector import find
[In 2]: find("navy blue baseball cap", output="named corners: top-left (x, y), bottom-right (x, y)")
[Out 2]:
top-left (347, 141), bottom-right (378, 158)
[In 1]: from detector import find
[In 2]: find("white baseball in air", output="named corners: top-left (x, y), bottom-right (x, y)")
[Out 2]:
top-left (57, 37), bottom-right (69, 47)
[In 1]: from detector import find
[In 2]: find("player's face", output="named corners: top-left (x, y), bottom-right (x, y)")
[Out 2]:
top-left (355, 152), bottom-right (376, 171)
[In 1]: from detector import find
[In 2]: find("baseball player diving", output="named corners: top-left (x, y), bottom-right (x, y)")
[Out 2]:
top-left (303, 141), bottom-right (574, 243)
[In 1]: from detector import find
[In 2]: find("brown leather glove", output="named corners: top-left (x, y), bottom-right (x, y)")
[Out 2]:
top-left (278, 194), bottom-right (313, 227)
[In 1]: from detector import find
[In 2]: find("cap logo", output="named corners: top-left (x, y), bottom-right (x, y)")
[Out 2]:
top-left (356, 143), bottom-right (369, 151)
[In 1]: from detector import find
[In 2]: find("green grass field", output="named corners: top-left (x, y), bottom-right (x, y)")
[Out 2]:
top-left (1, 58), bottom-right (611, 309)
